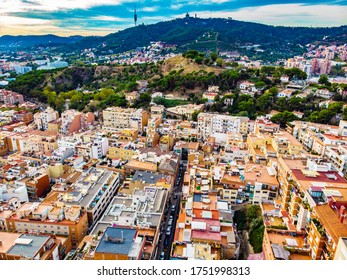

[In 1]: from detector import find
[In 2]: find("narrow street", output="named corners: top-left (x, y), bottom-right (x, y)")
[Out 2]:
top-left (155, 161), bottom-right (186, 260)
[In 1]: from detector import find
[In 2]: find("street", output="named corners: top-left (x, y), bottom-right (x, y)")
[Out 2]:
top-left (155, 161), bottom-right (186, 260)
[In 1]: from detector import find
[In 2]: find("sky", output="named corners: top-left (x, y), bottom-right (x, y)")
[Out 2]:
top-left (0, 0), bottom-right (346, 36)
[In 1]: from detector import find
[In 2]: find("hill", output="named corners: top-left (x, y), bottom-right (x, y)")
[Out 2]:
top-left (71, 17), bottom-right (347, 60)
top-left (0, 34), bottom-right (85, 50)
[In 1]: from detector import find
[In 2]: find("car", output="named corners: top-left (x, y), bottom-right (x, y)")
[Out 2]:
top-left (171, 205), bottom-right (176, 212)
top-left (168, 216), bottom-right (173, 226)
top-left (166, 226), bottom-right (171, 235)
top-left (159, 252), bottom-right (165, 260)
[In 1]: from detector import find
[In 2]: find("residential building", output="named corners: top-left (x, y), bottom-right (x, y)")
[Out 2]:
top-left (334, 237), bottom-right (347, 260)
top-left (34, 107), bottom-right (59, 131)
top-left (103, 107), bottom-right (148, 133)
top-left (60, 110), bottom-right (95, 135)
top-left (197, 113), bottom-right (249, 140)
top-left (6, 202), bottom-right (88, 248)
top-left (49, 168), bottom-right (121, 227)
top-left (0, 232), bottom-right (70, 260)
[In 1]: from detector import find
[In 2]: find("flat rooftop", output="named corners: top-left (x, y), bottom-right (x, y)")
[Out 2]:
top-left (0, 232), bottom-right (21, 254)
top-left (314, 204), bottom-right (347, 244)
top-left (131, 170), bottom-right (166, 184)
top-left (95, 227), bottom-right (137, 256)
top-left (7, 234), bottom-right (50, 259)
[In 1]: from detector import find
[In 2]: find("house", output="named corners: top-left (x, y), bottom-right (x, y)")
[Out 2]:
top-left (203, 92), bottom-right (218, 102)
top-left (125, 91), bottom-right (139, 105)
top-left (280, 76), bottom-right (290, 83)
top-left (277, 89), bottom-right (294, 98)
top-left (293, 111), bottom-right (304, 119)
top-left (316, 89), bottom-right (333, 99)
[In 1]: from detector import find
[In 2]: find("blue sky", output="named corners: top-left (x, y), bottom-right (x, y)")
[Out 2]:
top-left (0, 0), bottom-right (346, 36)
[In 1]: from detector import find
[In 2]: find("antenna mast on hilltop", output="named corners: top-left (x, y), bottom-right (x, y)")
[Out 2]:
top-left (134, 5), bottom-right (138, 26)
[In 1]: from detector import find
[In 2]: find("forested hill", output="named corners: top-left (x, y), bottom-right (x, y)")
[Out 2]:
top-left (0, 35), bottom-right (84, 50)
top-left (70, 17), bottom-right (347, 59)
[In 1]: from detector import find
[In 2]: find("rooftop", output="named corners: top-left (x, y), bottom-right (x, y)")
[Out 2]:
top-left (95, 227), bottom-right (137, 256)
top-left (131, 170), bottom-right (166, 184)
top-left (314, 204), bottom-right (347, 244)
top-left (6, 234), bottom-right (50, 259)
top-left (0, 232), bottom-right (21, 254)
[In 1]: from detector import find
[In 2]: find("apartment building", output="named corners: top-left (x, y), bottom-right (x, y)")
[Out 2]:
top-left (272, 131), bottom-right (304, 156)
top-left (324, 145), bottom-right (347, 176)
top-left (146, 116), bottom-right (161, 147)
top-left (197, 113), bottom-right (249, 140)
top-left (0, 89), bottom-right (24, 105)
top-left (34, 107), bottom-right (59, 131)
top-left (242, 164), bottom-right (279, 205)
top-left (0, 182), bottom-right (29, 203)
top-left (308, 200), bottom-right (347, 260)
top-left (89, 186), bottom-right (168, 259)
top-left (49, 168), bottom-right (121, 227)
top-left (277, 157), bottom-right (347, 233)
top-left (16, 173), bottom-right (50, 200)
top-left (51, 147), bottom-right (75, 162)
top-left (175, 120), bottom-right (198, 140)
top-left (84, 226), bottom-right (144, 260)
top-left (262, 229), bottom-right (310, 260)
top-left (60, 110), bottom-right (95, 135)
top-left (171, 193), bottom-right (238, 260)
top-left (107, 141), bottom-right (139, 160)
top-left (6, 202), bottom-right (88, 248)
top-left (0, 232), bottom-right (71, 260)
top-left (334, 237), bottom-right (347, 260)
top-left (13, 111), bottom-right (33, 125)
top-left (102, 107), bottom-right (148, 133)
top-left (254, 116), bottom-right (280, 135)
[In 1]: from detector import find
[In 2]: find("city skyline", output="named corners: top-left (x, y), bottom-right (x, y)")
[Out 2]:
top-left (0, 0), bottom-right (346, 36)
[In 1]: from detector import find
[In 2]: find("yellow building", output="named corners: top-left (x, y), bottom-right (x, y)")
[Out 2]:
top-left (107, 142), bottom-right (139, 160)
top-left (308, 204), bottom-right (347, 260)
top-left (102, 107), bottom-right (148, 132)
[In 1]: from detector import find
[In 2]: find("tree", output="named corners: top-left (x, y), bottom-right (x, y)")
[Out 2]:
top-left (255, 81), bottom-right (266, 89)
top-left (210, 52), bottom-right (218, 62)
top-left (216, 58), bottom-right (224, 67)
top-left (256, 93), bottom-right (272, 112)
top-left (318, 74), bottom-right (329, 85)
top-left (271, 111), bottom-right (298, 127)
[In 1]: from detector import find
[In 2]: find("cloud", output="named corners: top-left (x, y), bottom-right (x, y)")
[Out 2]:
top-left (189, 4), bottom-right (347, 26)
top-left (141, 6), bottom-right (160, 12)
top-left (91, 16), bottom-right (124, 22)
top-left (0, 15), bottom-right (51, 26)
top-left (0, 0), bottom-right (136, 13)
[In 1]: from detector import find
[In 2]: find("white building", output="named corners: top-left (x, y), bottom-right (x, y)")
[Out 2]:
top-left (91, 136), bottom-right (109, 159)
top-left (51, 147), bottom-right (75, 162)
top-left (0, 183), bottom-right (29, 203)
top-left (197, 113), bottom-right (249, 140)
top-left (34, 107), bottom-right (59, 131)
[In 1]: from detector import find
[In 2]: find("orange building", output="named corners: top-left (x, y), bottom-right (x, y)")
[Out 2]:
top-left (6, 202), bottom-right (88, 248)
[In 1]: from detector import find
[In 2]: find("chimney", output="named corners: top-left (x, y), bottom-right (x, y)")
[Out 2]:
top-left (328, 198), bottom-right (334, 207)
top-left (339, 205), bottom-right (346, 223)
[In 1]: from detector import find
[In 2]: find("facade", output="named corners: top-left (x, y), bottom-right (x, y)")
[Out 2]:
top-left (197, 113), bottom-right (249, 140)
top-left (60, 110), bottom-right (95, 135)
top-left (6, 202), bottom-right (88, 248)
top-left (34, 107), bottom-right (59, 131)
top-left (103, 107), bottom-right (148, 133)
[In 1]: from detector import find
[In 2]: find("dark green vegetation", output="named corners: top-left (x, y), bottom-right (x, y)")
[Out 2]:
top-left (234, 205), bottom-right (264, 254)
top-left (0, 34), bottom-right (83, 50)
top-left (7, 59), bottom-right (347, 125)
top-left (65, 17), bottom-right (347, 61)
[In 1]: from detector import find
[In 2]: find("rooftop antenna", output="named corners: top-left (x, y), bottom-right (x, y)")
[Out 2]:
top-left (134, 5), bottom-right (138, 27)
